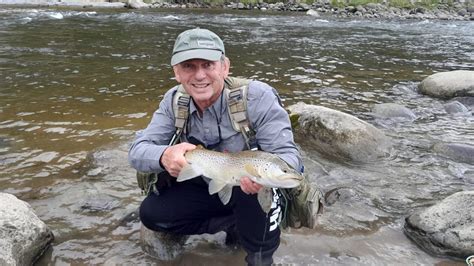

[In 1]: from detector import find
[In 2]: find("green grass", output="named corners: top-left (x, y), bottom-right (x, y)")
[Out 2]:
top-left (388, 0), bottom-right (414, 8)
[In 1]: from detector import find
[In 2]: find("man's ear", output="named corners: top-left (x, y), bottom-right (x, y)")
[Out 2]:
top-left (173, 65), bottom-right (181, 83)
top-left (222, 57), bottom-right (230, 79)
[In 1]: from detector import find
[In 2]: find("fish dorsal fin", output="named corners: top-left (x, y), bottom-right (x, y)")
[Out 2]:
top-left (244, 163), bottom-right (260, 178)
top-left (218, 185), bottom-right (233, 205)
top-left (177, 163), bottom-right (202, 182)
top-left (257, 188), bottom-right (273, 213)
top-left (209, 180), bottom-right (227, 195)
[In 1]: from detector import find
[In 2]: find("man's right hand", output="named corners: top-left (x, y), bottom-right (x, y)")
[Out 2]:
top-left (160, 142), bottom-right (196, 177)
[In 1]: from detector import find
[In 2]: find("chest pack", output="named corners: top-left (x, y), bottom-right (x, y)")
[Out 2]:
top-left (169, 76), bottom-right (257, 150)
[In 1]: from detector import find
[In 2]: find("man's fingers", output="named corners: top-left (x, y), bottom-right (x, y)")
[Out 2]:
top-left (160, 142), bottom-right (196, 177)
top-left (240, 177), bottom-right (263, 194)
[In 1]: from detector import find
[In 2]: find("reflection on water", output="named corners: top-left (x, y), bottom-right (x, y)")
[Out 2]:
top-left (0, 7), bottom-right (473, 265)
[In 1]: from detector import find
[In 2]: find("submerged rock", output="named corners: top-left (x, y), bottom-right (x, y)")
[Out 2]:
top-left (288, 102), bottom-right (390, 162)
top-left (317, 186), bottom-right (388, 235)
top-left (140, 224), bottom-right (188, 260)
top-left (418, 70), bottom-right (474, 99)
top-left (404, 191), bottom-right (474, 259)
top-left (433, 142), bottom-right (474, 164)
top-left (443, 101), bottom-right (470, 114)
top-left (140, 224), bottom-right (229, 260)
top-left (372, 103), bottom-right (416, 120)
top-left (452, 96), bottom-right (474, 108)
top-left (0, 193), bottom-right (54, 265)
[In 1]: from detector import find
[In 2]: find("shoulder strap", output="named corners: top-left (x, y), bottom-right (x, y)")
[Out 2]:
top-left (224, 77), bottom-right (258, 150)
top-left (169, 85), bottom-right (190, 145)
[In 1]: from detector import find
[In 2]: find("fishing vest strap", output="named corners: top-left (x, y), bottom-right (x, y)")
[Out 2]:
top-left (225, 84), bottom-right (258, 151)
top-left (170, 85), bottom-right (191, 145)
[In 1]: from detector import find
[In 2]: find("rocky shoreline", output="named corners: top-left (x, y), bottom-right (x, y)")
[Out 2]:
top-left (1, 0), bottom-right (473, 21)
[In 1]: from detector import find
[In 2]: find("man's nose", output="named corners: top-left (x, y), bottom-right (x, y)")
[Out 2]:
top-left (194, 66), bottom-right (207, 79)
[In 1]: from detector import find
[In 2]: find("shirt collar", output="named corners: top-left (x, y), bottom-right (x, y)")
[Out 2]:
top-left (189, 89), bottom-right (226, 116)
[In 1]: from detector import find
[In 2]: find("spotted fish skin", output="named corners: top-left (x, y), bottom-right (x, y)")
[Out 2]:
top-left (177, 146), bottom-right (303, 211)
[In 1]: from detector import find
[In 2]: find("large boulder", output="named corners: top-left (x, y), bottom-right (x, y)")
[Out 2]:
top-left (288, 102), bottom-right (390, 162)
top-left (0, 193), bottom-right (54, 265)
top-left (418, 70), bottom-right (474, 99)
top-left (404, 191), bottom-right (474, 259)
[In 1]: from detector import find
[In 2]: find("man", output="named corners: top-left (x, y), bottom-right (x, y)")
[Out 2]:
top-left (128, 28), bottom-right (303, 265)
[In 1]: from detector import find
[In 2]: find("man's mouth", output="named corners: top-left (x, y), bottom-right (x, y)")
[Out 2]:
top-left (192, 83), bottom-right (210, 89)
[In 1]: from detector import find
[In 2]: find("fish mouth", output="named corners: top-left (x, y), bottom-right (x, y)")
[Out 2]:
top-left (273, 174), bottom-right (303, 188)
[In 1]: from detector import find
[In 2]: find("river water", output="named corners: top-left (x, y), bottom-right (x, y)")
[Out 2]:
top-left (0, 7), bottom-right (473, 265)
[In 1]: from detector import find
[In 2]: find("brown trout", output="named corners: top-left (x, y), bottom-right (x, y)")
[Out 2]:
top-left (177, 146), bottom-right (303, 212)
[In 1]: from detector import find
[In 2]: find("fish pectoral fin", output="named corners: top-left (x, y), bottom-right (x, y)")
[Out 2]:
top-left (217, 185), bottom-right (233, 205)
top-left (244, 164), bottom-right (260, 177)
top-left (177, 163), bottom-right (202, 182)
top-left (257, 188), bottom-right (273, 213)
top-left (209, 180), bottom-right (227, 195)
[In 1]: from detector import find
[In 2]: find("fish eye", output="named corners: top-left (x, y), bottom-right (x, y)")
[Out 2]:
top-left (283, 169), bottom-right (287, 173)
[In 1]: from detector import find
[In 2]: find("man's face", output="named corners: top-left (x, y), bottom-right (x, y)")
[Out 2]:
top-left (173, 57), bottom-right (230, 110)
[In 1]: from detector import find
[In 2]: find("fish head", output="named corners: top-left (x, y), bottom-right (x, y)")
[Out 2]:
top-left (249, 160), bottom-right (303, 188)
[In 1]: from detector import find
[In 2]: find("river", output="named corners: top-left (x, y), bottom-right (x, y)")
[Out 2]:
top-left (0, 7), bottom-right (473, 265)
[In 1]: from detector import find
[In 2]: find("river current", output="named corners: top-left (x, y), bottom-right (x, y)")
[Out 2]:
top-left (0, 7), bottom-right (473, 265)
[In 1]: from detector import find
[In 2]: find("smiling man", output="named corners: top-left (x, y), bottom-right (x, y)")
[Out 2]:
top-left (128, 28), bottom-right (303, 265)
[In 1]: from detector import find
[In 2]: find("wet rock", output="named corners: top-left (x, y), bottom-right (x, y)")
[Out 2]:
top-left (78, 193), bottom-right (120, 213)
top-left (127, 0), bottom-right (149, 9)
top-left (433, 142), bottom-right (474, 164)
top-left (443, 101), bottom-right (470, 114)
top-left (0, 193), bottom-right (54, 265)
top-left (140, 224), bottom-right (188, 260)
top-left (306, 9), bottom-right (320, 17)
top-left (372, 103), bottom-right (416, 120)
top-left (288, 102), bottom-right (390, 162)
top-left (418, 70), bottom-right (474, 99)
top-left (452, 96), bottom-right (474, 108)
top-left (404, 191), bottom-right (474, 259)
top-left (316, 187), bottom-right (388, 234)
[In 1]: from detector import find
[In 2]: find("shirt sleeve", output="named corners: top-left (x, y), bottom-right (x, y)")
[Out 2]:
top-left (128, 88), bottom-right (177, 173)
top-left (247, 81), bottom-right (303, 172)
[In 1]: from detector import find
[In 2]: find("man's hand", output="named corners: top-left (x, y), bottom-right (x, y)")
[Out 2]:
top-left (160, 143), bottom-right (196, 177)
top-left (240, 176), bottom-right (263, 194)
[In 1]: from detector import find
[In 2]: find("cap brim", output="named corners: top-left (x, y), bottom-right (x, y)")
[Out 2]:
top-left (171, 49), bottom-right (222, 66)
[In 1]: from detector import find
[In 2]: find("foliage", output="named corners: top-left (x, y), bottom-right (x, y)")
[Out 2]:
top-left (388, 0), bottom-right (414, 8)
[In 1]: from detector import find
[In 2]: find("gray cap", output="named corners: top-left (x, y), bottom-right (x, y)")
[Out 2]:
top-left (171, 28), bottom-right (225, 66)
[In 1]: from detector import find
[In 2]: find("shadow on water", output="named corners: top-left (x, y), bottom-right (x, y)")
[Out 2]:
top-left (0, 7), bottom-right (473, 265)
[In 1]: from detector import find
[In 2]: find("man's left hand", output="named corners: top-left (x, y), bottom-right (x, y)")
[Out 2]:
top-left (240, 177), bottom-right (263, 194)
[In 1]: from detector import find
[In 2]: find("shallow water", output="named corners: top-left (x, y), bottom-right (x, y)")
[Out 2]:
top-left (0, 7), bottom-right (473, 265)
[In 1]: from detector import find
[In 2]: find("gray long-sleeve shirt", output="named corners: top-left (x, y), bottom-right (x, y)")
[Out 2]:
top-left (128, 80), bottom-right (302, 173)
